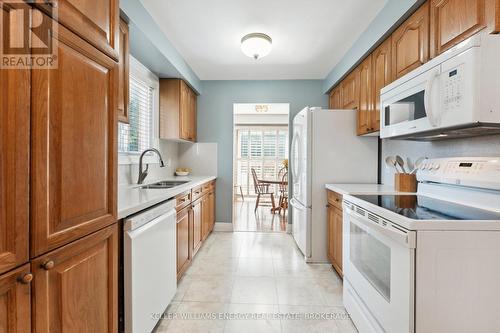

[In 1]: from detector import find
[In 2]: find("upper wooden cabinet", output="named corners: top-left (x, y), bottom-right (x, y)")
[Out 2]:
top-left (0, 51), bottom-right (30, 273)
top-left (160, 79), bottom-right (197, 142)
top-left (430, 0), bottom-right (487, 57)
top-left (33, 0), bottom-right (120, 61)
top-left (31, 224), bottom-right (118, 333)
top-left (329, 86), bottom-right (342, 109)
top-left (341, 69), bottom-right (360, 109)
top-left (117, 18), bottom-right (130, 123)
top-left (371, 37), bottom-right (393, 133)
top-left (0, 264), bottom-right (32, 333)
top-left (31, 21), bottom-right (117, 257)
top-left (392, 1), bottom-right (430, 79)
top-left (357, 55), bottom-right (373, 135)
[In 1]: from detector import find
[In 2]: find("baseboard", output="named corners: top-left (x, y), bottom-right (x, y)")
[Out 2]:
top-left (286, 223), bottom-right (292, 233)
top-left (213, 222), bottom-right (233, 232)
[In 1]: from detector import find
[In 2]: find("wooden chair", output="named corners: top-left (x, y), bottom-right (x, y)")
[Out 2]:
top-left (251, 168), bottom-right (275, 212)
top-left (277, 169), bottom-right (288, 215)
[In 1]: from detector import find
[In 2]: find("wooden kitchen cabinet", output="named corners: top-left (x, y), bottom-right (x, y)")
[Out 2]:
top-left (201, 194), bottom-right (211, 241)
top-left (392, 1), bottom-right (430, 79)
top-left (176, 206), bottom-right (191, 279)
top-left (371, 37), bottom-right (393, 133)
top-left (33, 0), bottom-right (120, 61)
top-left (31, 20), bottom-right (118, 257)
top-left (341, 68), bottom-right (360, 110)
top-left (327, 190), bottom-right (343, 277)
top-left (357, 55), bottom-right (373, 135)
top-left (0, 24), bottom-right (30, 274)
top-left (329, 86), bottom-right (342, 109)
top-left (430, 0), bottom-right (487, 57)
top-left (117, 18), bottom-right (130, 123)
top-left (208, 190), bottom-right (216, 233)
top-left (0, 264), bottom-right (32, 333)
top-left (160, 79), bottom-right (197, 142)
top-left (31, 224), bottom-right (118, 333)
top-left (191, 198), bottom-right (203, 256)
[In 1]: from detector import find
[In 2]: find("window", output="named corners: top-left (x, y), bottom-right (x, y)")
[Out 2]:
top-left (118, 57), bottom-right (159, 161)
top-left (235, 126), bottom-right (288, 195)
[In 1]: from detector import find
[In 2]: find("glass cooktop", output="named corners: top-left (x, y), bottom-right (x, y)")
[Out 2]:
top-left (352, 195), bottom-right (500, 221)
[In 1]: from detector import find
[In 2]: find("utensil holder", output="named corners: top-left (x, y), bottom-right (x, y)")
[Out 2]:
top-left (394, 174), bottom-right (417, 192)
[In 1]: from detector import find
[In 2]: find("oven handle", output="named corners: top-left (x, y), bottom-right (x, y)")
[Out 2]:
top-left (345, 208), bottom-right (416, 248)
top-left (424, 68), bottom-right (440, 127)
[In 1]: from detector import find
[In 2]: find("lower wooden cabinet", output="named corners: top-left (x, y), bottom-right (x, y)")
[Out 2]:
top-left (31, 224), bottom-right (118, 333)
top-left (176, 206), bottom-right (191, 279)
top-left (327, 191), bottom-right (343, 277)
top-left (0, 264), bottom-right (32, 333)
top-left (191, 198), bottom-right (203, 257)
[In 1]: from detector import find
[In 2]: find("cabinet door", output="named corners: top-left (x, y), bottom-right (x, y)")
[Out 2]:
top-left (209, 190), bottom-right (216, 232)
top-left (357, 55), bottom-right (372, 135)
top-left (0, 264), bottom-right (32, 333)
top-left (31, 21), bottom-right (117, 257)
top-left (341, 69), bottom-right (360, 109)
top-left (0, 9), bottom-right (30, 274)
top-left (177, 207), bottom-right (191, 278)
top-left (31, 224), bottom-right (118, 333)
top-left (34, 0), bottom-right (120, 61)
top-left (201, 194), bottom-right (210, 241)
top-left (371, 37), bottom-right (393, 132)
top-left (189, 90), bottom-right (197, 142)
top-left (179, 81), bottom-right (191, 141)
top-left (327, 205), bottom-right (335, 263)
top-left (329, 86), bottom-right (342, 109)
top-left (430, 0), bottom-right (486, 57)
top-left (191, 199), bottom-right (203, 256)
top-left (392, 2), bottom-right (430, 79)
top-left (332, 207), bottom-right (343, 276)
top-left (117, 18), bottom-right (130, 123)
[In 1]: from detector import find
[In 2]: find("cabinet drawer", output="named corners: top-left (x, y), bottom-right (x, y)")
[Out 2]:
top-left (191, 185), bottom-right (203, 201)
top-left (327, 190), bottom-right (343, 210)
top-left (176, 191), bottom-right (191, 211)
top-left (202, 180), bottom-right (215, 194)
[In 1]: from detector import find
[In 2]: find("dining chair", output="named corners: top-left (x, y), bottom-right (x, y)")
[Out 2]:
top-left (278, 170), bottom-right (288, 215)
top-left (251, 168), bottom-right (275, 212)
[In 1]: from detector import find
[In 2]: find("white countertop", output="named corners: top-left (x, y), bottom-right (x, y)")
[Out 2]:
top-left (118, 175), bottom-right (216, 219)
top-left (325, 183), bottom-right (411, 195)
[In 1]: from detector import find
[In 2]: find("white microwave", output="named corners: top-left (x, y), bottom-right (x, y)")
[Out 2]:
top-left (380, 33), bottom-right (500, 140)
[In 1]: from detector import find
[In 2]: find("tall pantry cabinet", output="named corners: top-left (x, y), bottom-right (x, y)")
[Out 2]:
top-left (0, 1), bottom-right (123, 332)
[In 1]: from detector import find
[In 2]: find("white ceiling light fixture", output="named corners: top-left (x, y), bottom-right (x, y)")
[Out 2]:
top-left (240, 33), bottom-right (272, 60)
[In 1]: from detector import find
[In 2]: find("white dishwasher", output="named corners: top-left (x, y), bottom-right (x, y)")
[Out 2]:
top-left (124, 199), bottom-right (177, 333)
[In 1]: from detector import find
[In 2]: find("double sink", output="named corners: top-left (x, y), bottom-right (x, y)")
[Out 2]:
top-left (140, 180), bottom-right (189, 190)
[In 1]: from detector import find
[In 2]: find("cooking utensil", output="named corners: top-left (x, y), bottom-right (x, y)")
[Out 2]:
top-left (406, 157), bottom-right (415, 173)
top-left (385, 156), bottom-right (400, 173)
top-left (411, 157), bottom-right (427, 174)
top-left (396, 155), bottom-right (407, 173)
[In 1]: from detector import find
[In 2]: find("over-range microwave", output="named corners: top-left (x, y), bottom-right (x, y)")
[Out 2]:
top-left (380, 33), bottom-right (500, 140)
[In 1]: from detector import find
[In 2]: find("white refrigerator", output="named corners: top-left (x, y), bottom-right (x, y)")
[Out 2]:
top-left (290, 107), bottom-right (379, 262)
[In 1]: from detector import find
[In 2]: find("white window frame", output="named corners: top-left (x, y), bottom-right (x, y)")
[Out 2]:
top-left (118, 56), bottom-right (160, 165)
top-left (234, 125), bottom-right (289, 196)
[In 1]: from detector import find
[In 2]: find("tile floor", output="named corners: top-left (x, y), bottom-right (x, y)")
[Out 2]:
top-left (233, 199), bottom-right (288, 232)
top-left (154, 232), bottom-right (357, 333)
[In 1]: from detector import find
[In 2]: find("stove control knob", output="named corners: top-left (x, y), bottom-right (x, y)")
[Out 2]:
top-left (434, 164), bottom-right (440, 170)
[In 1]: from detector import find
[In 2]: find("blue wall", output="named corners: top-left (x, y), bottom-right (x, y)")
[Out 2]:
top-left (197, 80), bottom-right (328, 223)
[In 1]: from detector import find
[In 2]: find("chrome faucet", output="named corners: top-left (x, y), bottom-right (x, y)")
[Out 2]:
top-left (137, 148), bottom-right (166, 184)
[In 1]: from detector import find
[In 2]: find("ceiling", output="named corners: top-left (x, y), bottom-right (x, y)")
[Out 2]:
top-left (140, 0), bottom-right (387, 80)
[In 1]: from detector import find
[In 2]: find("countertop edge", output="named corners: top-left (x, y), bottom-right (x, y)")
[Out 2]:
top-left (118, 176), bottom-right (216, 219)
top-left (324, 183), bottom-right (410, 196)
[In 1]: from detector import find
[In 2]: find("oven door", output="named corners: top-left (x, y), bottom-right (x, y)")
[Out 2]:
top-left (343, 204), bottom-right (416, 333)
top-left (380, 65), bottom-right (441, 139)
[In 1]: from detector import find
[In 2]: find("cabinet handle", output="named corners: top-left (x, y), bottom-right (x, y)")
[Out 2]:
top-left (42, 260), bottom-right (55, 270)
top-left (18, 273), bottom-right (33, 284)
top-left (326, 204), bottom-right (330, 208)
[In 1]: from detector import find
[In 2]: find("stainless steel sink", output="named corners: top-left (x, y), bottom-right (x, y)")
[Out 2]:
top-left (140, 180), bottom-right (189, 189)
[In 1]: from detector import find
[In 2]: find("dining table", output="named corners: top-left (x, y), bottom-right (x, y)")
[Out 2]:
top-left (259, 178), bottom-right (288, 213)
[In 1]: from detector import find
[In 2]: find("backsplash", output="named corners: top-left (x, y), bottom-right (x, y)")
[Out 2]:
top-left (381, 134), bottom-right (500, 185)
top-left (118, 141), bottom-right (179, 185)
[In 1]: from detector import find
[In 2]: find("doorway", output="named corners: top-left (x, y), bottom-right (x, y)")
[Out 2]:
top-left (232, 103), bottom-right (289, 232)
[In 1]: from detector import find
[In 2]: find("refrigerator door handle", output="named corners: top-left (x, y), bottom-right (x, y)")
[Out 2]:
top-left (290, 197), bottom-right (309, 210)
